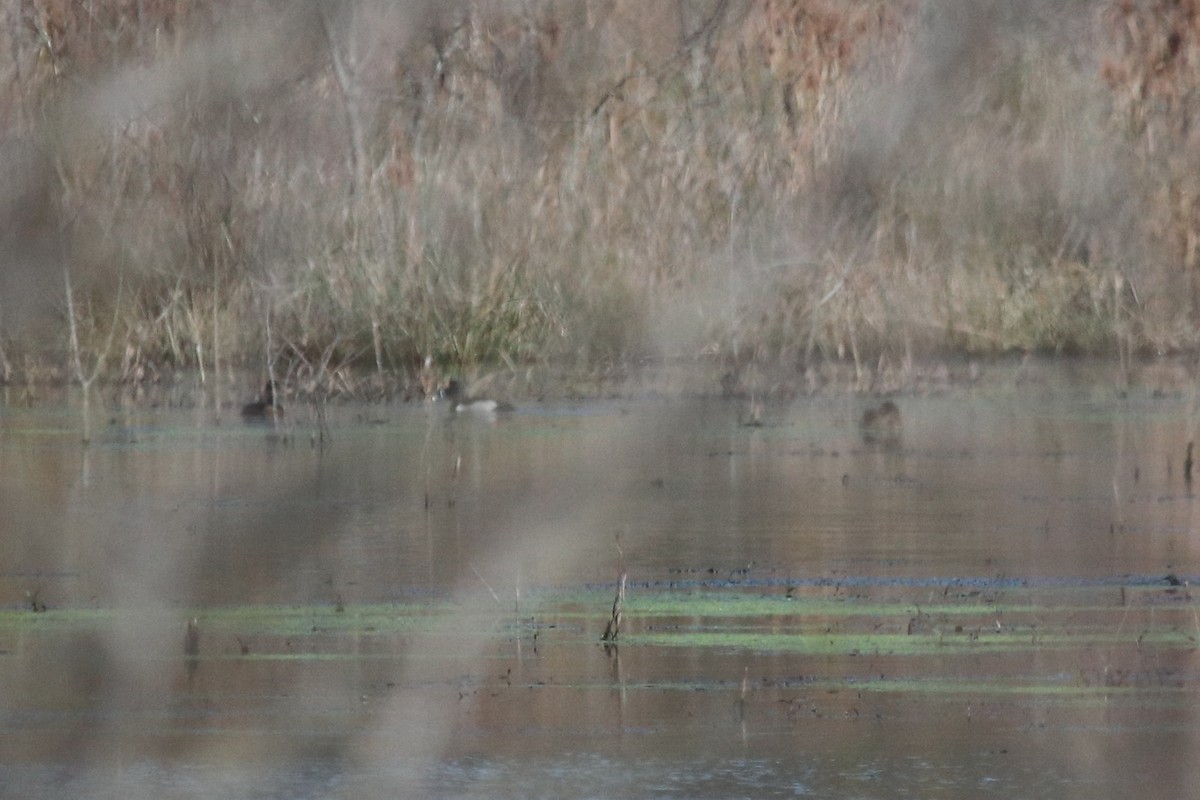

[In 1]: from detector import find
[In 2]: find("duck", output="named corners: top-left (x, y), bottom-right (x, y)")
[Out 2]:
top-left (861, 400), bottom-right (901, 438)
top-left (241, 380), bottom-right (283, 420)
top-left (440, 379), bottom-right (514, 413)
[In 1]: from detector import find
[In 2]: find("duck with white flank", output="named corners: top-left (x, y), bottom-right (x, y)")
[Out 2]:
top-left (440, 379), bottom-right (514, 413)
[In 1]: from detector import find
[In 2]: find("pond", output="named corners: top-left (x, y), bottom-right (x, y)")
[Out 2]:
top-left (2, 360), bottom-right (1199, 798)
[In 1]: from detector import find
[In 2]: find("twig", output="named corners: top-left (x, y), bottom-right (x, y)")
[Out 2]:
top-left (602, 572), bottom-right (626, 642)
top-left (470, 564), bottom-right (501, 605)
top-left (64, 263), bottom-right (123, 444)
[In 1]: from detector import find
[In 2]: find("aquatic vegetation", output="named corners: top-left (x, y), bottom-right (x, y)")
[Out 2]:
top-left (2, 579), bottom-right (1193, 695)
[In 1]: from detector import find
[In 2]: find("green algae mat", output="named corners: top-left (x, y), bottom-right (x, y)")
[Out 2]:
top-left (4, 574), bottom-right (1196, 701)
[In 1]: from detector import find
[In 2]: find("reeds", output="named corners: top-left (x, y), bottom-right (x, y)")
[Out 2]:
top-left (1, 1), bottom-right (1197, 394)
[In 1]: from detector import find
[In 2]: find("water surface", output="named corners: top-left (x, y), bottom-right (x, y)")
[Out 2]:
top-left (2, 366), bottom-right (1199, 797)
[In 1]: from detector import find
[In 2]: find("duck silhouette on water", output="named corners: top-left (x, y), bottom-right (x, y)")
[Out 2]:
top-left (241, 380), bottom-right (283, 420)
top-left (860, 400), bottom-right (901, 443)
top-left (440, 379), bottom-right (514, 413)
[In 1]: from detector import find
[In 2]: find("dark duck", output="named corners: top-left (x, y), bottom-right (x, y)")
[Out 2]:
top-left (860, 400), bottom-right (901, 442)
top-left (241, 380), bottom-right (283, 420)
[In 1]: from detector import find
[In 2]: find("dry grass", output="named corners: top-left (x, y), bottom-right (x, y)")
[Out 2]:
top-left (0, 0), bottom-right (1198, 398)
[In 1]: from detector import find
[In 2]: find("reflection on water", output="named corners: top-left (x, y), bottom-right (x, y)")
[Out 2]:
top-left (2, 363), bottom-right (1200, 797)
top-left (0, 749), bottom-right (1089, 800)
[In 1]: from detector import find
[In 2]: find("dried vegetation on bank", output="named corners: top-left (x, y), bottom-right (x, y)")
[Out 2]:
top-left (1, 0), bottom-right (1198, 398)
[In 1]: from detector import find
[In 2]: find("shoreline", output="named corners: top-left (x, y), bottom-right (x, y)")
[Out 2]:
top-left (3, 354), bottom-right (1197, 412)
